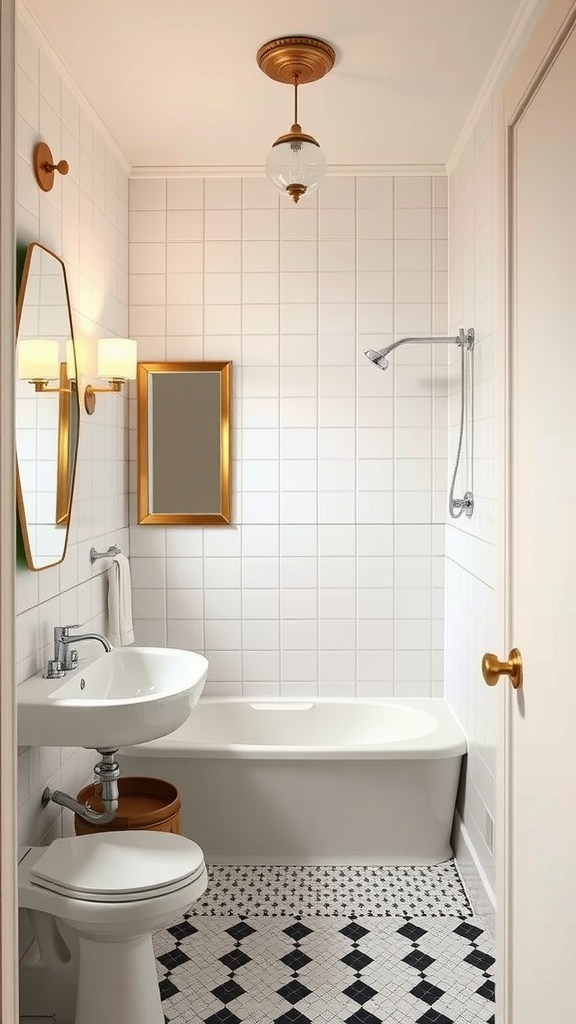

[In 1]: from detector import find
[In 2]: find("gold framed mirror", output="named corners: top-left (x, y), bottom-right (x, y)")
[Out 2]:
top-left (56, 361), bottom-right (78, 525)
top-left (16, 242), bottom-right (79, 570)
top-left (137, 361), bottom-right (232, 525)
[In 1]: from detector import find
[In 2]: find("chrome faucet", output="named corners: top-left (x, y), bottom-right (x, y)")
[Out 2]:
top-left (43, 624), bottom-right (113, 679)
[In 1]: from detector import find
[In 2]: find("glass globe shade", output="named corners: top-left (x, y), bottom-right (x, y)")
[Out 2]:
top-left (266, 135), bottom-right (327, 202)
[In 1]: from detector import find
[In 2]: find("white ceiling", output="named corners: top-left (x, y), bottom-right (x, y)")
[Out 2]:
top-left (24, 0), bottom-right (525, 170)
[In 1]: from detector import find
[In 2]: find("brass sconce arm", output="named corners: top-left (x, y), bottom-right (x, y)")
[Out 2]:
top-left (83, 339), bottom-right (137, 414)
top-left (84, 380), bottom-right (124, 415)
top-left (30, 380), bottom-right (74, 394)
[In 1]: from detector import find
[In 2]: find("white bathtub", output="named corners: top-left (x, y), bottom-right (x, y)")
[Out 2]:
top-left (120, 698), bottom-right (466, 866)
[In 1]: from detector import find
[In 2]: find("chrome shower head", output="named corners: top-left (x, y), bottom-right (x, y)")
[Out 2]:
top-left (364, 349), bottom-right (389, 370)
top-left (365, 328), bottom-right (475, 372)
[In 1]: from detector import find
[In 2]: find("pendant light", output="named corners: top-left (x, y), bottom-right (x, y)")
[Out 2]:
top-left (257, 36), bottom-right (335, 204)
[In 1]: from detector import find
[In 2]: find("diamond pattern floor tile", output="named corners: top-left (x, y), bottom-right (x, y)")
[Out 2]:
top-left (154, 864), bottom-right (494, 1024)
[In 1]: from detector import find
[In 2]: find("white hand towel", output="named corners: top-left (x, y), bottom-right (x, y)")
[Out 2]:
top-left (107, 552), bottom-right (135, 647)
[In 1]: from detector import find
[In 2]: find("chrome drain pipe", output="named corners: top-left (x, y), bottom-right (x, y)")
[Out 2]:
top-left (42, 749), bottom-right (120, 825)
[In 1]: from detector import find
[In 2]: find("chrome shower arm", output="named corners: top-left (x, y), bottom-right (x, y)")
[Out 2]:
top-left (363, 326), bottom-right (476, 520)
top-left (380, 335), bottom-right (458, 358)
top-left (378, 328), bottom-right (474, 361)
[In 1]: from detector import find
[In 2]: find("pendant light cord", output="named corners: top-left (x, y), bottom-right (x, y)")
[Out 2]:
top-left (293, 73), bottom-right (299, 125)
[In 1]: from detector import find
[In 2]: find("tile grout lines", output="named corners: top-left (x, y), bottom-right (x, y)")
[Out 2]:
top-left (186, 863), bottom-right (473, 919)
top-left (154, 864), bottom-right (495, 1024)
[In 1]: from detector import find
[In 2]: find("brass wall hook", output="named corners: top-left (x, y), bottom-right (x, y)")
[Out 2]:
top-left (33, 141), bottom-right (69, 192)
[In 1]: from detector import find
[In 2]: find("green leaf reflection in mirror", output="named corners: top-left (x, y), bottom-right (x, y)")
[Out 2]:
top-left (16, 242), bottom-right (80, 570)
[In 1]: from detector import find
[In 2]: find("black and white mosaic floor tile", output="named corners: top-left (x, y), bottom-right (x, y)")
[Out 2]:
top-left (188, 863), bottom-right (472, 918)
top-left (154, 914), bottom-right (495, 1024)
top-left (153, 864), bottom-right (493, 1024)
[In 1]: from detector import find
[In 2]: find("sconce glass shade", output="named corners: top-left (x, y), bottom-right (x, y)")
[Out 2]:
top-left (97, 338), bottom-right (137, 381)
top-left (18, 338), bottom-right (59, 381)
top-left (266, 125), bottom-right (326, 203)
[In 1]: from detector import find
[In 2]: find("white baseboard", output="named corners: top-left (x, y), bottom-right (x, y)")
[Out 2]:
top-left (451, 812), bottom-right (496, 939)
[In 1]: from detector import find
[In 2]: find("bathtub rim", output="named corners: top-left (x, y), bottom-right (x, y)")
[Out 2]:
top-left (120, 696), bottom-right (467, 761)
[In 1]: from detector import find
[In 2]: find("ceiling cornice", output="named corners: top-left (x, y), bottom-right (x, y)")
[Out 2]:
top-left (130, 163), bottom-right (447, 179)
top-left (446, 0), bottom-right (547, 174)
top-left (21, 0), bottom-right (541, 185)
top-left (18, 1), bottom-right (133, 175)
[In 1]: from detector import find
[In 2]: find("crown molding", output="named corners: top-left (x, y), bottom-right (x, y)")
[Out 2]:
top-left (18, 1), bottom-right (132, 175)
top-left (130, 163), bottom-right (447, 179)
top-left (446, 0), bottom-right (547, 175)
top-left (18, 0), bottom-right (547, 187)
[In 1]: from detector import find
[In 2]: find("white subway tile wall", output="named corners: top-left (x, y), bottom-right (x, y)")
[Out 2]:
top-left (446, 96), bottom-right (499, 890)
top-left (128, 174), bottom-right (448, 699)
top-left (16, 19), bottom-right (130, 847)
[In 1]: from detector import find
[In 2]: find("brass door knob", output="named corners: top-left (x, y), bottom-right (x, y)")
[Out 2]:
top-left (482, 648), bottom-right (523, 689)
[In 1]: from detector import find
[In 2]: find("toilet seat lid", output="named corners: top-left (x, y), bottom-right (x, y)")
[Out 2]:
top-left (29, 831), bottom-right (205, 901)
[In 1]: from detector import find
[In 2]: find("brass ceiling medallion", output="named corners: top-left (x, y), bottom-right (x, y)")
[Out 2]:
top-left (257, 36), bottom-right (335, 204)
top-left (256, 37), bottom-right (336, 84)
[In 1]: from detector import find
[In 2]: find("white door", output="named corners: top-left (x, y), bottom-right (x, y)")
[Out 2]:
top-left (501, 5), bottom-right (576, 1020)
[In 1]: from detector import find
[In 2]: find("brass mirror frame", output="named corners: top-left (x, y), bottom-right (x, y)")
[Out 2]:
top-left (16, 242), bottom-right (80, 571)
top-left (56, 362), bottom-right (78, 525)
top-left (137, 361), bottom-right (232, 525)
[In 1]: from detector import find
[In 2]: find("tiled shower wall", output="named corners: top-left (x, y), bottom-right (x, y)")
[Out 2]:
top-left (16, 16), bottom-right (130, 847)
top-left (129, 173), bottom-right (449, 699)
top-left (446, 95), bottom-right (500, 891)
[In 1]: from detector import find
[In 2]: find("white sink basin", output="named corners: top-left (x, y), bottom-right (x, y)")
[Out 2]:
top-left (17, 646), bottom-right (208, 749)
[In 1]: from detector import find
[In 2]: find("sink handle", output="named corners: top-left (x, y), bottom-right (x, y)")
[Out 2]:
top-left (43, 659), bottom-right (65, 679)
top-left (53, 625), bottom-right (81, 666)
top-left (55, 624), bottom-right (80, 637)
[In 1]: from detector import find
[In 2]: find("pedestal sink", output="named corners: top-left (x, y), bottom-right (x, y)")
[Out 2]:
top-left (17, 647), bottom-right (208, 748)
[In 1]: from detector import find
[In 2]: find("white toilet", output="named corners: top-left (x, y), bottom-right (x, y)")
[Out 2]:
top-left (19, 830), bottom-right (207, 1024)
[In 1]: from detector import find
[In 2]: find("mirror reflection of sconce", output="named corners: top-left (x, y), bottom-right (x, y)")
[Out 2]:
top-left (18, 338), bottom-right (75, 394)
top-left (84, 338), bottom-right (137, 414)
top-left (16, 242), bottom-right (80, 570)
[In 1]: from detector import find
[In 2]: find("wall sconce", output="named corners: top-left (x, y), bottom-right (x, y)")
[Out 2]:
top-left (18, 339), bottom-right (68, 393)
top-left (84, 338), bottom-right (137, 414)
top-left (257, 36), bottom-right (335, 204)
